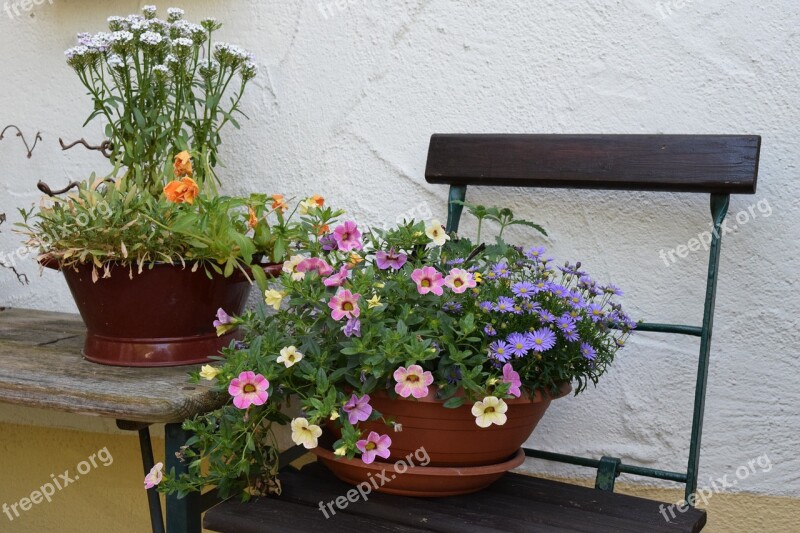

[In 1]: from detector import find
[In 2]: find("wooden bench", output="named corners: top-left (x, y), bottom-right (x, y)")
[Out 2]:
top-left (203, 134), bottom-right (761, 532)
top-left (0, 308), bottom-right (227, 533)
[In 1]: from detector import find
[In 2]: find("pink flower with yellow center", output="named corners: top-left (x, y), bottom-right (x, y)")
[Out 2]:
top-left (393, 364), bottom-right (434, 398)
top-left (323, 266), bottom-right (349, 287)
top-left (296, 257), bottom-right (334, 277)
top-left (228, 371), bottom-right (269, 409)
top-left (444, 268), bottom-right (476, 294)
top-left (333, 220), bottom-right (363, 252)
top-left (328, 289), bottom-right (361, 321)
top-left (410, 266), bottom-right (445, 296)
top-left (356, 431), bottom-right (392, 464)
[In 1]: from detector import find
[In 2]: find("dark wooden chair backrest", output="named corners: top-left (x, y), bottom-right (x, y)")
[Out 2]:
top-left (425, 134), bottom-right (760, 194)
top-left (422, 133), bottom-right (761, 505)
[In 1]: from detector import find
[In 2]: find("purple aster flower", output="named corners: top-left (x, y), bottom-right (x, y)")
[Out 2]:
top-left (566, 290), bottom-right (586, 309)
top-left (489, 340), bottom-right (512, 362)
top-left (522, 301), bottom-right (541, 314)
top-left (562, 327), bottom-right (580, 342)
top-left (485, 270), bottom-right (498, 280)
top-left (507, 332), bottom-right (532, 357)
top-left (494, 296), bottom-right (515, 313)
top-left (446, 366), bottom-right (462, 384)
top-left (532, 280), bottom-right (549, 294)
top-left (375, 248), bottom-right (407, 270)
top-left (601, 283), bottom-right (623, 296)
top-left (343, 317), bottom-right (361, 338)
top-left (442, 301), bottom-right (463, 313)
top-left (548, 283), bottom-right (569, 298)
top-left (512, 282), bottom-right (535, 299)
top-left (538, 310), bottom-right (556, 323)
top-left (525, 246), bottom-right (546, 261)
top-left (484, 324), bottom-right (497, 336)
top-left (556, 314), bottom-right (576, 332)
top-left (527, 328), bottom-right (557, 352)
top-left (479, 301), bottom-right (494, 313)
top-left (578, 275), bottom-right (595, 290)
top-left (580, 342), bottom-right (597, 360)
top-left (511, 303), bottom-right (525, 315)
top-left (587, 303), bottom-right (604, 323)
top-left (343, 394), bottom-right (373, 425)
top-left (491, 261), bottom-right (511, 279)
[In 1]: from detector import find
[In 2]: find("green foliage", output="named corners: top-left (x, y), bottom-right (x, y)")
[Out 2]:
top-left (158, 210), bottom-right (637, 498)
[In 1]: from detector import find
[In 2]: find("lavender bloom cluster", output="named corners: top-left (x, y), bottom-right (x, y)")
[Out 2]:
top-left (452, 246), bottom-right (635, 389)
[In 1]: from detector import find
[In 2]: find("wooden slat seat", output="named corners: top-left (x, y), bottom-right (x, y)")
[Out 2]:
top-left (204, 461), bottom-right (707, 533)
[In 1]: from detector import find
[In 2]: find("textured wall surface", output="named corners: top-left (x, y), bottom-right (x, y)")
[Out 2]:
top-left (1, 0), bottom-right (798, 509)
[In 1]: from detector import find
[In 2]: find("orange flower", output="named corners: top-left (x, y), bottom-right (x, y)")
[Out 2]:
top-left (173, 151), bottom-right (193, 178)
top-left (315, 224), bottom-right (330, 236)
top-left (271, 194), bottom-right (287, 213)
top-left (248, 207), bottom-right (259, 229)
top-left (310, 195), bottom-right (324, 207)
top-left (299, 195), bottom-right (325, 214)
top-left (347, 252), bottom-right (364, 268)
top-left (163, 177), bottom-right (200, 204)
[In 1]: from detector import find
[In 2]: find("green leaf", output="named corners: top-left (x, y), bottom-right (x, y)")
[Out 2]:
top-left (443, 397), bottom-right (465, 409)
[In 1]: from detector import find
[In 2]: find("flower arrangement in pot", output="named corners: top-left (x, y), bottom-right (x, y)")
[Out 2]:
top-left (15, 6), bottom-right (319, 366)
top-left (155, 203), bottom-right (636, 498)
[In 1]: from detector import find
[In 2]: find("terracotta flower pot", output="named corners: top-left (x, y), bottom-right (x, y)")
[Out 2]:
top-left (354, 383), bottom-right (572, 467)
top-left (311, 445), bottom-right (525, 497)
top-left (45, 260), bottom-right (281, 367)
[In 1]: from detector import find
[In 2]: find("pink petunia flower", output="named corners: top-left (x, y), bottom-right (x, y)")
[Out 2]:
top-left (328, 289), bottom-right (361, 321)
top-left (410, 266), bottom-right (445, 296)
top-left (502, 363), bottom-right (522, 398)
top-left (356, 431), bottom-right (392, 464)
top-left (323, 266), bottom-right (350, 287)
top-left (343, 393), bottom-right (373, 425)
top-left (213, 308), bottom-right (235, 336)
top-left (444, 268), bottom-right (476, 294)
top-left (333, 221), bottom-right (363, 252)
top-left (296, 257), bottom-right (334, 277)
top-left (393, 364), bottom-right (434, 398)
top-left (143, 462), bottom-right (163, 489)
top-left (375, 248), bottom-right (407, 270)
top-left (228, 371), bottom-right (269, 409)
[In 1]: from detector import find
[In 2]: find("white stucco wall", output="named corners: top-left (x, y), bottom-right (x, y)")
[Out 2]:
top-left (1, 0), bottom-right (797, 498)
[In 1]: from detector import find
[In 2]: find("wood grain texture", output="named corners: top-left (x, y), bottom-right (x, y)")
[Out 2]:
top-left (425, 134), bottom-right (760, 193)
top-left (205, 461), bottom-right (707, 533)
top-left (0, 308), bottom-right (226, 423)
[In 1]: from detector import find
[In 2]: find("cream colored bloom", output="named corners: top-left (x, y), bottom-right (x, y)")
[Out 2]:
top-left (199, 364), bottom-right (221, 381)
top-left (334, 445), bottom-right (347, 457)
top-left (425, 219), bottom-right (450, 246)
top-left (282, 255), bottom-right (305, 281)
top-left (291, 418), bottom-right (322, 449)
top-left (276, 345), bottom-right (304, 368)
top-left (367, 294), bottom-right (381, 309)
top-left (471, 396), bottom-right (508, 428)
top-left (329, 410), bottom-right (340, 421)
top-left (264, 289), bottom-right (285, 311)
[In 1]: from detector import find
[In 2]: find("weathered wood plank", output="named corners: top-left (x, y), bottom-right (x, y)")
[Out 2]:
top-left (204, 461), bottom-right (707, 533)
top-left (425, 134), bottom-right (760, 194)
top-left (0, 308), bottom-right (226, 423)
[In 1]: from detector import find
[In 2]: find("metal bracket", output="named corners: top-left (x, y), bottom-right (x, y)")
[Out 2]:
top-left (595, 456), bottom-right (622, 492)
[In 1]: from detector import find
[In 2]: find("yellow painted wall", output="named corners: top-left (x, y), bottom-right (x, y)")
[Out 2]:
top-left (0, 419), bottom-right (797, 532)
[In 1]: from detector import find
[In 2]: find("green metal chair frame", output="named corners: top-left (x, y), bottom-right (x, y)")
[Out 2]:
top-left (424, 133), bottom-right (761, 504)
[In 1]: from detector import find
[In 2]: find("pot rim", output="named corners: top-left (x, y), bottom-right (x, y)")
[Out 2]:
top-left (312, 446), bottom-right (525, 476)
top-left (41, 256), bottom-right (281, 273)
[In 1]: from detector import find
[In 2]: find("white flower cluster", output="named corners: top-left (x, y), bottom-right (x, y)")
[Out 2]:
top-left (107, 54), bottom-right (125, 69)
top-left (139, 30), bottom-right (163, 46)
top-left (213, 42), bottom-right (252, 69)
top-left (167, 7), bottom-right (184, 22)
top-left (142, 5), bottom-right (157, 19)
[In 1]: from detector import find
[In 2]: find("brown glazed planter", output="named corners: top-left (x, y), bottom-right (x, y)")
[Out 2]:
top-left (45, 260), bottom-right (281, 367)
top-left (353, 382), bottom-right (572, 467)
top-left (312, 445), bottom-right (525, 497)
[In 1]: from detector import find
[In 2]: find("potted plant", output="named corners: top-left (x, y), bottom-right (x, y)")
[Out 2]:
top-left (153, 203), bottom-right (636, 498)
top-left (15, 6), bottom-right (325, 366)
